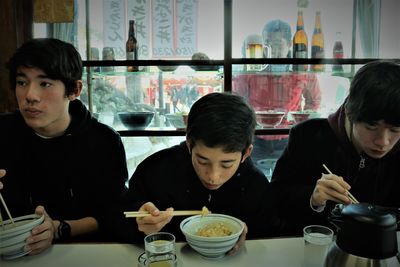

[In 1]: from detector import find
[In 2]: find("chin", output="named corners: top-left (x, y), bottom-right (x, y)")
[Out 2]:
top-left (366, 150), bottom-right (388, 159)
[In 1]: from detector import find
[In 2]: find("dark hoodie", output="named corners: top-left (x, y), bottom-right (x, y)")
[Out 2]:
top-left (0, 100), bottom-right (128, 241)
top-left (270, 104), bottom-right (400, 236)
top-left (116, 142), bottom-right (279, 243)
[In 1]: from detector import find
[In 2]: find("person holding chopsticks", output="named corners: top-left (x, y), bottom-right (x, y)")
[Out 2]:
top-left (0, 38), bottom-right (128, 255)
top-left (271, 61), bottom-right (400, 236)
top-left (118, 93), bottom-right (281, 254)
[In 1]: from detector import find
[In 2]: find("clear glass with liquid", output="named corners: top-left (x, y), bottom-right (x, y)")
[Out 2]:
top-left (303, 225), bottom-right (334, 267)
top-left (141, 232), bottom-right (177, 267)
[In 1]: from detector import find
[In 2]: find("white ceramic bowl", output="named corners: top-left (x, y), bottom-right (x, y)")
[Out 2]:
top-left (0, 214), bottom-right (44, 259)
top-left (180, 214), bottom-right (244, 259)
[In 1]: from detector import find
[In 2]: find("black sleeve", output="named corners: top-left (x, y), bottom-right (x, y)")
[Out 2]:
top-left (270, 122), bottom-right (330, 236)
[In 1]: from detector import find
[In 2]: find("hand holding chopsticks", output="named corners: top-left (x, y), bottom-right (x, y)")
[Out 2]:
top-left (322, 164), bottom-right (359, 204)
top-left (124, 206), bottom-right (210, 218)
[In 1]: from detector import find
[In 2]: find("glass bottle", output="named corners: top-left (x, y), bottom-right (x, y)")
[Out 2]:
top-left (311, 11), bottom-right (325, 72)
top-left (102, 47), bottom-right (115, 73)
top-left (332, 31), bottom-right (344, 73)
top-left (126, 20), bottom-right (138, 72)
top-left (293, 10), bottom-right (308, 72)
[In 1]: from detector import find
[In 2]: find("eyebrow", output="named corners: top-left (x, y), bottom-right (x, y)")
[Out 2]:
top-left (195, 152), bottom-right (237, 163)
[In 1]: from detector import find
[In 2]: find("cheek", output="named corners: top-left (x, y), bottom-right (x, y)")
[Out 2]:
top-left (353, 127), bottom-right (370, 144)
top-left (15, 89), bottom-right (25, 101)
top-left (389, 134), bottom-right (400, 146)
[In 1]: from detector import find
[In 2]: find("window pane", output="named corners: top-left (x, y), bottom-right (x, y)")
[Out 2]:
top-left (233, 0), bottom-right (399, 59)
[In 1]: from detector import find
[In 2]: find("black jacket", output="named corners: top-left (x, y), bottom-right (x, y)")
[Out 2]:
top-left (118, 142), bottom-right (279, 243)
top-left (0, 100), bottom-right (128, 241)
top-left (271, 104), bottom-right (400, 236)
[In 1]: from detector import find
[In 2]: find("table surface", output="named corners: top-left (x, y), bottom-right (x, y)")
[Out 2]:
top-left (1, 235), bottom-right (399, 267)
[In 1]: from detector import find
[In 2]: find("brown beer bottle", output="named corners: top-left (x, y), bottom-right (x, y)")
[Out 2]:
top-left (311, 11), bottom-right (325, 72)
top-left (126, 20), bottom-right (138, 72)
top-left (293, 10), bottom-right (308, 72)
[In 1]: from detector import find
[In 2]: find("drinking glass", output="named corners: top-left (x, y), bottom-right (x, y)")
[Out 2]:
top-left (139, 232), bottom-right (177, 267)
top-left (302, 225), bottom-right (334, 267)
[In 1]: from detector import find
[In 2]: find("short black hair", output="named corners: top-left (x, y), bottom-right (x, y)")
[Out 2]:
top-left (186, 92), bottom-right (256, 153)
top-left (7, 38), bottom-right (83, 96)
top-left (345, 60), bottom-right (400, 126)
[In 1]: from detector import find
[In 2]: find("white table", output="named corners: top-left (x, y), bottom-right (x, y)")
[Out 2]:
top-left (1, 235), bottom-right (399, 267)
top-left (0, 237), bottom-right (305, 267)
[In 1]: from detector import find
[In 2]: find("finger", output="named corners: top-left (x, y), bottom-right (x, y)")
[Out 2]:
top-left (228, 224), bottom-right (247, 255)
top-left (314, 182), bottom-right (352, 205)
top-left (26, 238), bottom-right (52, 256)
top-left (318, 176), bottom-right (348, 194)
top-left (140, 202), bottom-right (160, 216)
top-left (25, 228), bottom-right (53, 254)
top-left (321, 174), bottom-right (351, 191)
top-left (325, 190), bottom-right (352, 204)
top-left (0, 169), bottom-right (6, 178)
top-left (34, 205), bottom-right (46, 216)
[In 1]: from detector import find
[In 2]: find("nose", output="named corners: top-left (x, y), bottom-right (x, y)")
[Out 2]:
top-left (373, 129), bottom-right (390, 148)
top-left (24, 84), bottom-right (40, 104)
top-left (206, 166), bottom-right (221, 184)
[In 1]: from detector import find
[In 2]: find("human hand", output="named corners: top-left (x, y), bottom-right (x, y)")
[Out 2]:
top-left (25, 206), bottom-right (56, 255)
top-left (311, 173), bottom-right (352, 206)
top-left (136, 202), bottom-right (174, 235)
top-left (0, 169), bottom-right (6, 190)
top-left (228, 223), bottom-right (248, 255)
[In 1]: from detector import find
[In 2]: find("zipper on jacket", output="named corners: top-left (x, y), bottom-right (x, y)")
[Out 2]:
top-left (208, 194), bottom-right (212, 203)
top-left (359, 156), bottom-right (366, 169)
top-left (70, 188), bottom-right (74, 198)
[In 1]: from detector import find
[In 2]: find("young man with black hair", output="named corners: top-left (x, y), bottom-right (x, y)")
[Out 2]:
top-left (0, 38), bottom-right (128, 255)
top-left (120, 93), bottom-right (279, 253)
top-left (271, 61), bottom-right (400, 235)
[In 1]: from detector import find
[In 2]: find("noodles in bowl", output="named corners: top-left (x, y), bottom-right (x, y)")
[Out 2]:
top-left (180, 214), bottom-right (244, 259)
top-left (196, 222), bottom-right (233, 237)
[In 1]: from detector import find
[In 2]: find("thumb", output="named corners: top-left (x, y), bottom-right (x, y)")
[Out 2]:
top-left (35, 205), bottom-right (46, 216)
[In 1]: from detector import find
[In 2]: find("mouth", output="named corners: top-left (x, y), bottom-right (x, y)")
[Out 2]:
top-left (369, 149), bottom-right (387, 156)
top-left (204, 182), bottom-right (220, 190)
top-left (23, 108), bottom-right (42, 117)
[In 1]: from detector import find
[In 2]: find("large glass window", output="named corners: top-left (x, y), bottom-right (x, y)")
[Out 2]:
top-left (32, 0), bottom-right (399, 176)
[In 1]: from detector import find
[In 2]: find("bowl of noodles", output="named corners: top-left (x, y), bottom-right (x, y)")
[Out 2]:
top-left (180, 214), bottom-right (245, 259)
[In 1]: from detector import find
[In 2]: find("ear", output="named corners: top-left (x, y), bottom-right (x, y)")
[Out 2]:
top-left (185, 137), bottom-right (191, 154)
top-left (241, 144), bottom-right (253, 163)
top-left (67, 80), bottom-right (83, 101)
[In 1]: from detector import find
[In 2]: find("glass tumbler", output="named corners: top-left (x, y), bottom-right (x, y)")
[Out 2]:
top-left (141, 232), bottom-right (177, 267)
top-left (302, 225), bottom-right (334, 267)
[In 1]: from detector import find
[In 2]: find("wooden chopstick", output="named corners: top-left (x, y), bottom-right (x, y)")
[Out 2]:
top-left (124, 210), bottom-right (209, 218)
top-left (322, 164), bottom-right (359, 204)
top-left (0, 192), bottom-right (15, 225)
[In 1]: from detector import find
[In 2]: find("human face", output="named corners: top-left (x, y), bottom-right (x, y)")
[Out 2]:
top-left (15, 66), bottom-right (80, 137)
top-left (264, 32), bottom-right (291, 58)
top-left (187, 140), bottom-right (252, 190)
top-left (352, 121), bottom-right (400, 159)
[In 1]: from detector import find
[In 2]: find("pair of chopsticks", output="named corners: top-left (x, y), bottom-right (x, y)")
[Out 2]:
top-left (0, 192), bottom-right (15, 227)
top-left (124, 209), bottom-right (209, 218)
top-left (322, 164), bottom-right (359, 204)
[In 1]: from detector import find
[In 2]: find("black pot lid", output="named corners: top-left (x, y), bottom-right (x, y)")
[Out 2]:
top-left (341, 203), bottom-right (397, 227)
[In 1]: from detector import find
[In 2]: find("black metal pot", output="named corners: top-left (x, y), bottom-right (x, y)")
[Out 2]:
top-left (328, 203), bottom-right (398, 259)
